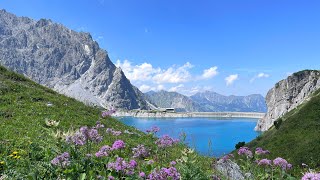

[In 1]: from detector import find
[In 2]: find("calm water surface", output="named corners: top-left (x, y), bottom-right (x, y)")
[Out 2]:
top-left (118, 117), bottom-right (260, 157)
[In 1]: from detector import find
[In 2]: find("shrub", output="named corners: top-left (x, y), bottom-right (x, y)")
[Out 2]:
top-left (235, 141), bottom-right (245, 149)
top-left (274, 118), bottom-right (283, 129)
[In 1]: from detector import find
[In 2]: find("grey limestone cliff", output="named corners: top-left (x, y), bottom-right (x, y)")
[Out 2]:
top-left (255, 70), bottom-right (320, 131)
top-left (0, 9), bottom-right (147, 109)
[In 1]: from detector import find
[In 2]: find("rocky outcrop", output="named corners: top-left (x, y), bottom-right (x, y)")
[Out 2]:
top-left (0, 9), bottom-right (147, 109)
top-left (214, 159), bottom-right (245, 180)
top-left (255, 70), bottom-right (320, 131)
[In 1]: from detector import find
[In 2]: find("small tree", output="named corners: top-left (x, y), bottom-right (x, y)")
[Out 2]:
top-left (235, 141), bottom-right (245, 149)
top-left (274, 118), bottom-right (283, 129)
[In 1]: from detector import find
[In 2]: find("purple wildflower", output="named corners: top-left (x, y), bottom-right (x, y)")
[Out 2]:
top-left (170, 161), bottom-right (177, 166)
top-left (139, 172), bottom-right (146, 178)
top-left (255, 147), bottom-right (270, 155)
top-left (146, 126), bottom-right (160, 133)
top-left (221, 154), bottom-right (234, 162)
top-left (107, 157), bottom-right (137, 175)
top-left (112, 140), bottom-right (125, 150)
top-left (132, 144), bottom-right (150, 158)
top-left (301, 172), bottom-right (320, 180)
top-left (273, 157), bottom-right (291, 170)
top-left (102, 109), bottom-right (116, 118)
top-left (237, 147), bottom-right (253, 158)
top-left (129, 160), bottom-right (138, 168)
top-left (257, 159), bottom-right (272, 167)
top-left (95, 121), bottom-right (105, 129)
top-left (147, 160), bottom-right (154, 165)
top-left (51, 152), bottom-right (70, 168)
top-left (148, 167), bottom-right (180, 180)
top-left (106, 128), bottom-right (122, 136)
top-left (155, 135), bottom-right (179, 148)
top-left (67, 131), bottom-right (86, 146)
top-left (67, 126), bottom-right (103, 145)
top-left (88, 128), bottom-right (103, 143)
top-left (95, 145), bottom-right (112, 158)
top-left (108, 176), bottom-right (115, 180)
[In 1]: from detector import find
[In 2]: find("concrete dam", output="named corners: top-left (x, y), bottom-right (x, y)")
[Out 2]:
top-left (114, 111), bottom-right (265, 119)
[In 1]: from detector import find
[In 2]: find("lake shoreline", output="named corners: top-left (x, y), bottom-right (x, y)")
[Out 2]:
top-left (113, 110), bottom-right (265, 119)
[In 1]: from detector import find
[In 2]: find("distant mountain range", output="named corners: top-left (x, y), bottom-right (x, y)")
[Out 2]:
top-left (144, 90), bottom-right (267, 112)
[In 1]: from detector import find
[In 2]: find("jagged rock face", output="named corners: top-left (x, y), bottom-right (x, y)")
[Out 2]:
top-left (255, 70), bottom-right (320, 131)
top-left (190, 91), bottom-right (267, 112)
top-left (0, 9), bottom-right (147, 109)
top-left (144, 90), bottom-right (202, 112)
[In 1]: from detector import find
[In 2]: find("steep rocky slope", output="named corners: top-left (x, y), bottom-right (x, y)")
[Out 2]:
top-left (0, 9), bottom-right (147, 110)
top-left (248, 88), bottom-right (320, 166)
top-left (255, 70), bottom-right (320, 131)
top-left (190, 91), bottom-right (267, 112)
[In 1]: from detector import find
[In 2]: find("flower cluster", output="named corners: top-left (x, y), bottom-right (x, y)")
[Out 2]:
top-left (273, 157), bottom-right (292, 170)
top-left (155, 135), bottom-right (179, 148)
top-left (95, 145), bottom-right (112, 158)
top-left (237, 146), bottom-right (253, 158)
top-left (257, 159), bottom-right (272, 167)
top-left (255, 147), bottom-right (270, 155)
top-left (9, 151), bottom-right (21, 159)
top-left (112, 140), bottom-right (126, 150)
top-left (102, 109), bottom-right (116, 118)
top-left (148, 167), bottom-right (181, 180)
top-left (66, 126), bottom-right (103, 145)
top-left (51, 152), bottom-right (70, 168)
top-left (132, 144), bottom-right (150, 158)
top-left (221, 154), bottom-right (234, 162)
top-left (95, 121), bottom-right (105, 129)
top-left (106, 128), bottom-right (122, 136)
top-left (146, 126), bottom-right (160, 133)
top-left (301, 172), bottom-right (320, 180)
top-left (107, 157), bottom-right (137, 175)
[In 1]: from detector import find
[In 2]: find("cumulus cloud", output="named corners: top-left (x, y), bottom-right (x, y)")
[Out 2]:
top-left (169, 84), bottom-right (184, 92)
top-left (250, 72), bottom-right (270, 83)
top-left (139, 84), bottom-right (152, 92)
top-left (152, 62), bottom-right (193, 83)
top-left (225, 74), bottom-right (238, 86)
top-left (116, 60), bottom-right (160, 81)
top-left (201, 66), bottom-right (218, 79)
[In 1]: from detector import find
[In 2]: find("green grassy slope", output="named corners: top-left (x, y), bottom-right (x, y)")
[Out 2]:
top-left (0, 66), bottom-right (212, 178)
top-left (248, 89), bottom-right (320, 167)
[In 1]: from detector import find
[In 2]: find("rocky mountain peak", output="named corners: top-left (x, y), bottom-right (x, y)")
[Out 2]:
top-left (0, 9), bottom-right (147, 110)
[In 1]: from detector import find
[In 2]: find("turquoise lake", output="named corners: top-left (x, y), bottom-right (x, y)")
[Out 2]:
top-left (118, 117), bottom-right (260, 157)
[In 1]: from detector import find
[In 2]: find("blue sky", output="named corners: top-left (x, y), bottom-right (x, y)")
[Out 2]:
top-left (1, 0), bottom-right (320, 96)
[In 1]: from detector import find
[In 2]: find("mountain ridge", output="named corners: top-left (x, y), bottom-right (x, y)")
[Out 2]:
top-left (0, 9), bottom-right (147, 110)
top-left (144, 90), bottom-right (267, 112)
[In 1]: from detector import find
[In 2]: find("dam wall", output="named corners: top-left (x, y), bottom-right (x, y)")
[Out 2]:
top-left (113, 111), bottom-right (265, 119)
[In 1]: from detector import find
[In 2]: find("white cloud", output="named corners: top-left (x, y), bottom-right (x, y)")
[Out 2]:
top-left (139, 84), bottom-right (152, 92)
top-left (116, 60), bottom-right (160, 81)
top-left (250, 72), bottom-right (270, 83)
top-left (152, 62), bottom-right (193, 84)
top-left (201, 66), bottom-right (218, 79)
top-left (225, 74), bottom-right (238, 86)
top-left (257, 73), bottom-right (270, 78)
top-left (157, 84), bottom-right (165, 91)
top-left (169, 84), bottom-right (184, 92)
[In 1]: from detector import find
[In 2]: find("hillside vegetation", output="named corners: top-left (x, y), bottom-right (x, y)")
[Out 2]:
top-left (0, 66), bottom-right (212, 179)
top-left (248, 88), bottom-right (320, 167)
